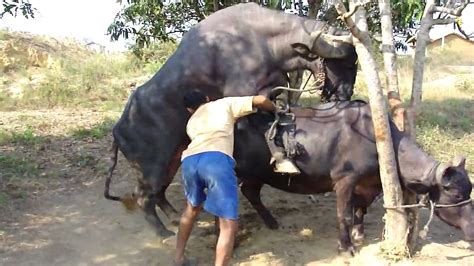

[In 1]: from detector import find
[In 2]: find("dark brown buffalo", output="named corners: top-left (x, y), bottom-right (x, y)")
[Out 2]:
top-left (105, 3), bottom-right (357, 237)
top-left (233, 100), bottom-right (473, 253)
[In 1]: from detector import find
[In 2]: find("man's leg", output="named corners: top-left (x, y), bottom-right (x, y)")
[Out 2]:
top-left (174, 201), bottom-right (202, 264)
top-left (215, 218), bottom-right (238, 266)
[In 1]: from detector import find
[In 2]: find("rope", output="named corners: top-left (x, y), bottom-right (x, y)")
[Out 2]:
top-left (419, 200), bottom-right (435, 240)
top-left (384, 197), bottom-right (472, 240)
top-left (434, 198), bottom-right (472, 208)
top-left (383, 202), bottom-right (425, 209)
top-left (271, 86), bottom-right (318, 93)
top-left (301, 72), bottom-right (313, 92)
top-left (384, 197), bottom-right (472, 209)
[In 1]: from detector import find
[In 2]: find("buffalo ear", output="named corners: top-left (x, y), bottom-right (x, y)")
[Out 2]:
top-left (406, 180), bottom-right (431, 194)
top-left (291, 43), bottom-right (319, 59)
top-left (452, 155), bottom-right (466, 169)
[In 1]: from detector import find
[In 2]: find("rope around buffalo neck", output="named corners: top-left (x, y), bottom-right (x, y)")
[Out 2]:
top-left (384, 197), bottom-right (472, 240)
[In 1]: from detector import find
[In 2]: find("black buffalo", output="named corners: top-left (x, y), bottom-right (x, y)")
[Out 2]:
top-left (233, 100), bottom-right (473, 252)
top-left (105, 3), bottom-right (358, 237)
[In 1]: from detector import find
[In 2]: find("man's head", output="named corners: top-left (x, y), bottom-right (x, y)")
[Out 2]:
top-left (183, 90), bottom-right (209, 113)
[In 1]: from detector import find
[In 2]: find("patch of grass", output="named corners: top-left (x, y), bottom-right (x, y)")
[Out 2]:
top-left (69, 152), bottom-right (98, 168)
top-left (417, 123), bottom-right (473, 174)
top-left (0, 155), bottom-right (38, 179)
top-left (0, 125), bottom-right (44, 145)
top-left (454, 75), bottom-right (474, 94)
top-left (18, 54), bottom-right (138, 108)
top-left (71, 118), bottom-right (115, 139)
top-left (418, 98), bottom-right (474, 133)
top-left (0, 192), bottom-right (8, 205)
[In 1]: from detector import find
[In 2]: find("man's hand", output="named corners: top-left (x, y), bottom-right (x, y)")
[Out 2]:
top-left (252, 95), bottom-right (276, 113)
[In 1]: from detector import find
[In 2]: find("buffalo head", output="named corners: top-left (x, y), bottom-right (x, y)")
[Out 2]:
top-left (291, 30), bottom-right (357, 102)
top-left (320, 49), bottom-right (358, 102)
top-left (432, 156), bottom-right (473, 241)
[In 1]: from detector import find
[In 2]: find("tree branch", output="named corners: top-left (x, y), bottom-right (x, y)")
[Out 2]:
top-left (337, 0), bottom-right (369, 20)
top-left (456, 20), bottom-right (473, 39)
top-left (432, 18), bottom-right (456, 25)
top-left (333, 2), bottom-right (362, 37)
top-left (432, 0), bottom-right (469, 16)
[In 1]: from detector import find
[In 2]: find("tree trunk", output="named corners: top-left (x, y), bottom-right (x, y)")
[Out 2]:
top-left (307, 0), bottom-right (322, 19)
top-left (378, 0), bottom-right (405, 131)
top-left (407, 0), bottom-right (434, 139)
top-left (213, 0), bottom-right (219, 12)
top-left (334, 0), bottom-right (410, 257)
top-left (378, 0), bottom-right (417, 253)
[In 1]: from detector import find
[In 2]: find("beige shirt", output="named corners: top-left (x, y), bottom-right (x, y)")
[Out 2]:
top-left (181, 96), bottom-right (256, 161)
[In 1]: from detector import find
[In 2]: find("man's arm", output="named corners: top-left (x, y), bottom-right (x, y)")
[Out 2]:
top-left (252, 95), bottom-right (276, 113)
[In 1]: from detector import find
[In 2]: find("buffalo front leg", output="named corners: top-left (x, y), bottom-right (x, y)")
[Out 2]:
top-left (240, 179), bottom-right (278, 229)
top-left (334, 178), bottom-right (357, 255)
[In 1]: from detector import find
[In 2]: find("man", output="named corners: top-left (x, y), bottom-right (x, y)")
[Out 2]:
top-left (174, 90), bottom-right (298, 266)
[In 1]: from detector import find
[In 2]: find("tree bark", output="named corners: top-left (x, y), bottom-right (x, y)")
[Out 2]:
top-left (379, 0), bottom-right (417, 253)
top-left (407, 0), bottom-right (434, 139)
top-left (213, 0), bottom-right (219, 12)
top-left (307, 0), bottom-right (322, 19)
top-left (378, 0), bottom-right (405, 131)
top-left (334, 0), bottom-right (410, 257)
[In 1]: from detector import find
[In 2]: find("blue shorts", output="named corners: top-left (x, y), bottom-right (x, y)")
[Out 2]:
top-left (181, 151), bottom-right (238, 220)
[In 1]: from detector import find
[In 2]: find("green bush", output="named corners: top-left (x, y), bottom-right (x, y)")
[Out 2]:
top-left (0, 38), bottom-right (177, 110)
top-left (132, 42), bottom-right (177, 74)
top-left (0, 125), bottom-right (43, 145)
top-left (71, 118), bottom-right (116, 139)
top-left (0, 155), bottom-right (38, 179)
top-left (18, 53), bottom-right (142, 108)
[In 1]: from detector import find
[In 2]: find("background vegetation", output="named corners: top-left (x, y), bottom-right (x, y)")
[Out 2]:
top-left (0, 29), bottom-right (177, 111)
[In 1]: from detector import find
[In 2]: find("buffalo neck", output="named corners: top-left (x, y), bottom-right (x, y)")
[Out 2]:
top-left (396, 134), bottom-right (437, 185)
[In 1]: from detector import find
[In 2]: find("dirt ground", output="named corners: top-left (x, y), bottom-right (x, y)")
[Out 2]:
top-left (0, 109), bottom-right (473, 266)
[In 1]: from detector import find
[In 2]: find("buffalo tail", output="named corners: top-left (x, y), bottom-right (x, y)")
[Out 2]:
top-left (104, 140), bottom-right (140, 211)
top-left (104, 141), bottom-right (122, 201)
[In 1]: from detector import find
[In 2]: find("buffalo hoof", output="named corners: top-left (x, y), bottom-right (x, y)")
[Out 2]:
top-left (351, 229), bottom-right (365, 243)
top-left (262, 216), bottom-right (279, 229)
top-left (265, 219), bottom-right (279, 230)
top-left (338, 244), bottom-right (356, 257)
top-left (157, 228), bottom-right (175, 238)
top-left (173, 256), bottom-right (198, 266)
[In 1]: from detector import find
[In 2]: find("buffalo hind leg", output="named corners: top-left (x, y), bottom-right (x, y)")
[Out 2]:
top-left (352, 184), bottom-right (383, 244)
top-left (142, 193), bottom-right (175, 238)
top-left (240, 179), bottom-right (278, 229)
top-left (136, 183), bottom-right (175, 238)
top-left (156, 143), bottom-right (187, 223)
top-left (334, 177), bottom-right (357, 255)
top-left (156, 186), bottom-right (180, 227)
top-left (351, 205), bottom-right (367, 243)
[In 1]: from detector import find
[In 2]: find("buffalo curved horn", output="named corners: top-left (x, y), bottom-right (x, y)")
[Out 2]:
top-left (452, 155), bottom-right (466, 168)
top-left (309, 31), bottom-right (354, 59)
top-left (321, 33), bottom-right (354, 44)
top-left (435, 162), bottom-right (451, 185)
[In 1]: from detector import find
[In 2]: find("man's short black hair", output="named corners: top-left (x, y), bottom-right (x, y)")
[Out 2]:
top-left (183, 89), bottom-right (207, 110)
